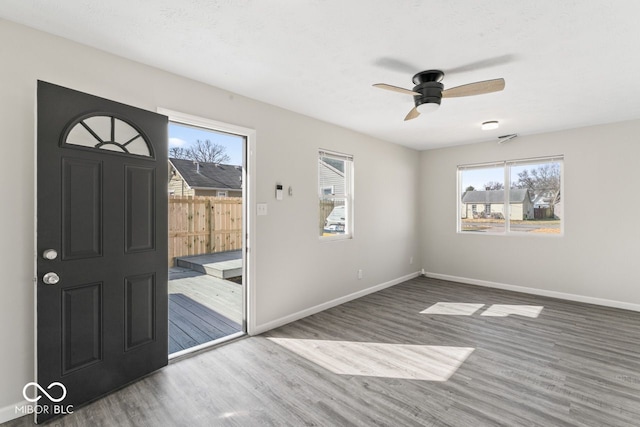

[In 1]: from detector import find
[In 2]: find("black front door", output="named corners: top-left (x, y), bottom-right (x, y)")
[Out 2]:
top-left (36, 81), bottom-right (168, 423)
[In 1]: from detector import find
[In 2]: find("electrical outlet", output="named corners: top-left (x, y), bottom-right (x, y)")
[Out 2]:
top-left (410, 257), bottom-right (414, 265)
top-left (357, 269), bottom-right (363, 280)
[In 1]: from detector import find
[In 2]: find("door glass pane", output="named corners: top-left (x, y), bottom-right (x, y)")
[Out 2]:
top-left (127, 138), bottom-right (151, 156)
top-left (115, 118), bottom-right (140, 143)
top-left (67, 123), bottom-right (100, 148)
top-left (100, 144), bottom-right (125, 152)
top-left (84, 116), bottom-right (112, 142)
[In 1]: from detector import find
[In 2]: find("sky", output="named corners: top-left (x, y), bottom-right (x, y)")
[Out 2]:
top-left (460, 167), bottom-right (504, 190)
top-left (168, 122), bottom-right (244, 166)
top-left (460, 163), bottom-right (557, 190)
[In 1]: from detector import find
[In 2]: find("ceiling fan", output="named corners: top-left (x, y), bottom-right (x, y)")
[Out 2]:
top-left (373, 70), bottom-right (505, 121)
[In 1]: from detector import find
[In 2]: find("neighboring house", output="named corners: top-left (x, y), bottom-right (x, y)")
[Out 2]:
top-left (532, 191), bottom-right (562, 219)
top-left (318, 158), bottom-right (345, 197)
top-left (461, 189), bottom-right (534, 220)
top-left (169, 158), bottom-right (242, 197)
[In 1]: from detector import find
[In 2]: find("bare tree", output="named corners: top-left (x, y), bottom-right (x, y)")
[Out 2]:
top-left (185, 139), bottom-right (231, 164)
top-left (514, 164), bottom-right (560, 195)
top-left (169, 147), bottom-right (188, 159)
top-left (483, 181), bottom-right (504, 190)
top-left (514, 163), bottom-right (561, 217)
top-left (169, 139), bottom-right (231, 164)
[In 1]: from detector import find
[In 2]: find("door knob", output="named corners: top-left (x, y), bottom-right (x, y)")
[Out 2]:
top-left (42, 249), bottom-right (58, 260)
top-left (43, 272), bottom-right (60, 285)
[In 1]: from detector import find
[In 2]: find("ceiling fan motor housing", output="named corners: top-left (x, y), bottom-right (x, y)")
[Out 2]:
top-left (373, 68), bottom-right (504, 119)
top-left (413, 81), bottom-right (444, 110)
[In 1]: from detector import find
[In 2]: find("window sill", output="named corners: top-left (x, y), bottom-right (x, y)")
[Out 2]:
top-left (319, 234), bottom-right (353, 242)
top-left (457, 230), bottom-right (564, 237)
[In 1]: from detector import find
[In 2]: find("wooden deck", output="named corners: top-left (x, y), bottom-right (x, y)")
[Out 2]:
top-left (176, 250), bottom-right (242, 279)
top-left (169, 267), bottom-right (243, 324)
top-left (168, 266), bottom-right (243, 354)
top-left (169, 293), bottom-right (241, 353)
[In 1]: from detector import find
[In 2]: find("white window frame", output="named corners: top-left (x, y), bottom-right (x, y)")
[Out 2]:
top-left (457, 155), bottom-right (564, 236)
top-left (217, 190), bottom-right (228, 197)
top-left (318, 149), bottom-right (354, 241)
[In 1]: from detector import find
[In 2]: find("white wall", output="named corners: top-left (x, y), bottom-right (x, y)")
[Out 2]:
top-left (0, 20), bottom-right (420, 416)
top-left (420, 119), bottom-right (640, 307)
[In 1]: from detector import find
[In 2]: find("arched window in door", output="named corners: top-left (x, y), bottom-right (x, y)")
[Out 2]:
top-left (63, 114), bottom-right (154, 157)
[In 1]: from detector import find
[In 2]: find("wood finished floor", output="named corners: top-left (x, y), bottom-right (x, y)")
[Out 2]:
top-left (5, 277), bottom-right (640, 426)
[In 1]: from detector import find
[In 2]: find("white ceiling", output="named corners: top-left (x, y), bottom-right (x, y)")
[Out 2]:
top-left (2, 1), bottom-right (640, 150)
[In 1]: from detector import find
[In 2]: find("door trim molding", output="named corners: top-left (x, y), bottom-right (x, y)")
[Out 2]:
top-left (157, 108), bottom-right (257, 335)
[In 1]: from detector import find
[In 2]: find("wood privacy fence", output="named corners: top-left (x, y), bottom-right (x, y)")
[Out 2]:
top-left (319, 199), bottom-right (335, 234)
top-left (169, 196), bottom-right (242, 266)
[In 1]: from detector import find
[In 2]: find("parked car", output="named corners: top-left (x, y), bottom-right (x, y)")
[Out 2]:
top-left (324, 205), bottom-right (345, 233)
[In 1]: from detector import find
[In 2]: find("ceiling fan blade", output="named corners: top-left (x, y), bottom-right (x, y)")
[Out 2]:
top-left (404, 107), bottom-right (420, 121)
top-left (446, 55), bottom-right (515, 75)
top-left (373, 83), bottom-right (421, 96)
top-left (442, 78), bottom-right (505, 98)
top-left (373, 57), bottom-right (420, 74)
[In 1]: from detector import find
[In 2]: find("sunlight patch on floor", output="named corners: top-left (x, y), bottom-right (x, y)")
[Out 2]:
top-left (420, 302), bottom-right (485, 315)
top-left (421, 302), bottom-right (544, 318)
top-left (267, 338), bottom-right (474, 381)
top-left (480, 304), bottom-right (543, 318)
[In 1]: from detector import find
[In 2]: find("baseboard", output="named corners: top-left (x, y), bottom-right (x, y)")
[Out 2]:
top-left (424, 272), bottom-right (640, 313)
top-left (252, 271), bottom-right (421, 335)
top-left (0, 400), bottom-right (29, 424)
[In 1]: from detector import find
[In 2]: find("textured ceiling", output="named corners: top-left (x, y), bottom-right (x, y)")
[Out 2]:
top-left (2, 1), bottom-right (640, 150)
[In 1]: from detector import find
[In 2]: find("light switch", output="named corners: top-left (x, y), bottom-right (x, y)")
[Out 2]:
top-left (257, 203), bottom-right (268, 216)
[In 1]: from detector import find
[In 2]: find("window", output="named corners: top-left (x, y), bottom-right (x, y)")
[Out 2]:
top-left (321, 186), bottom-right (334, 196)
top-left (458, 156), bottom-right (563, 235)
top-left (64, 114), bottom-right (153, 157)
top-left (216, 191), bottom-right (228, 197)
top-left (319, 150), bottom-right (353, 239)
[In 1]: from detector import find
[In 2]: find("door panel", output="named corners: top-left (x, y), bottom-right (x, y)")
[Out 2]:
top-left (37, 81), bottom-right (168, 423)
top-left (61, 158), bottom-right (103, 259)
top-left (61, 283), bottom-right (103, 374)
top-left (124, 273), bottom-right (156, 351)
top-left (125, 166), bottom-right (156, 253)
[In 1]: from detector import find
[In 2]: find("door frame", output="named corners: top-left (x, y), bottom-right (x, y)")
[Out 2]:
top-left (158, 108), bottom-right (256, 338)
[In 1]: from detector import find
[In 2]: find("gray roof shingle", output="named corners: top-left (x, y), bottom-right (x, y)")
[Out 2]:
top-left (461, 189), bottom-right (530, 204)
top-left (170, 158), bottom-right (242, 190)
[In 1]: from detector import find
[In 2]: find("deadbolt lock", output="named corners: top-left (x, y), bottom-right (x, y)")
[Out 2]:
top-left (42, 249), bottom-right (58, 260)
